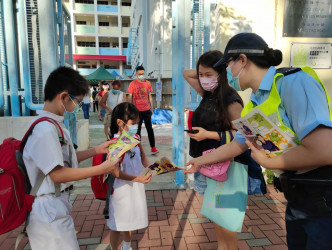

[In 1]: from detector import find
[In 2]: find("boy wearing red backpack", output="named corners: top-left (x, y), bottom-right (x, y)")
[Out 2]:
top-left (23, 67), bottom-right (120, 250)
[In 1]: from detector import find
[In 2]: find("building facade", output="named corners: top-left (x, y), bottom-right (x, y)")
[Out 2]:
top-left (64, 0), bottom-right (133, 77)
top-left (210, 0), bottom-right (332, 101)
top-left (128, 0), bottom-right (172, 78)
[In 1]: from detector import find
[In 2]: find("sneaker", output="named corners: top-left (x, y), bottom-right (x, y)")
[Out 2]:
top-left (151, 147), bottom-right (159, 154)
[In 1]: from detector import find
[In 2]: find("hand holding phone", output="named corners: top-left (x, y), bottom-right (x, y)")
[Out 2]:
top-left (184, 129), bottom-right (199, 134)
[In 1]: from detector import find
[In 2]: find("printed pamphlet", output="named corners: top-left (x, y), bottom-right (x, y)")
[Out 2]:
top-left (232, 108), bottom-right (298, 158)
top-left (145, 157), bottom-right (186, 176)
top-left (106, 131), bottom-right (139, 161)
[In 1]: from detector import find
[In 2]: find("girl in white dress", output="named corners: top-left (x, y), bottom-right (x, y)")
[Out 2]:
top-left (107, 102), bottom-right (152, 250)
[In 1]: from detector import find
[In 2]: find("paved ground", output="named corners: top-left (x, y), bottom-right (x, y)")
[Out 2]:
top-left (2, 185), bottom-right (288, 250)
top-left (1, 110), bottom-right (289, 250)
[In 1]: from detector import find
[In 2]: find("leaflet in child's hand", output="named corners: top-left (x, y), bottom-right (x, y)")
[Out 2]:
top-left (232, 108), bottom-right (298, 159)
top-left (145, 157), bottom-right (186, 176)
top-left (106, 131), bottom-right (139, 161)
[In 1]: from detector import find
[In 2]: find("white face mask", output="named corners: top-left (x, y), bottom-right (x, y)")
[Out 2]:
top-left (137, 75), bottom-right (145, 81)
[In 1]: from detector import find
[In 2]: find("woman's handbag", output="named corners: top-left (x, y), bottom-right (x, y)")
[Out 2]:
top-left (199, 131), bottom-right (232, 181)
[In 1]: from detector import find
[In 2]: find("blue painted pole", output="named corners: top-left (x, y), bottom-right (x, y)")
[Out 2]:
top-left (172, 0), bottom-right (187, 186)
top-left (190, 0), bottom-right (198, 109)
top-left (0, 0), bottom-right (8, 113)
top-left (203, 0), bottom-right (210, 52)
top-left (3, 0), bottom-right (20, 116)
top-left (67, 19), bottom-right (74, 66)
top-left (172, 0), bottom-right (179, 177)
top-left (16, 0), bottom-right (43, 111)
top-left (57, 0), bottom-right (65, 66)
top-left (0, 61), bottom-right (4, 109)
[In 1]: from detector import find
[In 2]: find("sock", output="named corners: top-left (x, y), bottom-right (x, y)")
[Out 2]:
top-left (122, 241), bottom-right (131, 250)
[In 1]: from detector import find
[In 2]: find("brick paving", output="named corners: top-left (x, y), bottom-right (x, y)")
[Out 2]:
top-left (1, 185), bottom-right (288, 250)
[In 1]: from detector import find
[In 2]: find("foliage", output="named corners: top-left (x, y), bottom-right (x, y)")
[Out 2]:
top-left (263, 169), bottom-right (274, 184)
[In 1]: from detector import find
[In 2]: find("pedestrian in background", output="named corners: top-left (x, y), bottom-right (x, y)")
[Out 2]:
top-left (92, 86), bottom-right (98, 112)
top-left (100, 80), bottom-right (126, 140)
top-left (98, 81), bottom-right (109, 121)
top-left (81, 89), bottom-right (91, 119)
top-left (128, 66), bottom-right (159, 154)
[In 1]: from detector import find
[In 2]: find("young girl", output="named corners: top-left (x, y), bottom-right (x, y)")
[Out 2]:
top-left (107, 102), bottom-right (152, 250)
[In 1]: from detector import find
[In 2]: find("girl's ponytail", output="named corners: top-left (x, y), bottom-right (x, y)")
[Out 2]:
top-left (110, 106), bottom-right (119, 139)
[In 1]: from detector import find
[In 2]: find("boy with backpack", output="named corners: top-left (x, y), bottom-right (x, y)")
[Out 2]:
top-left (22, 67), bottom-right (120, 249)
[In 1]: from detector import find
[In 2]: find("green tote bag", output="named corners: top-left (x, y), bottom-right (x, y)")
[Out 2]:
top-left (200, 160), bottom-right (248, 232)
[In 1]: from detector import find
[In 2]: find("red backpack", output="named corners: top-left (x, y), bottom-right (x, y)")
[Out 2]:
top-left (0, 117), bottom-right (64, 235)
top-left (91, 153), bottom-right (109, 200)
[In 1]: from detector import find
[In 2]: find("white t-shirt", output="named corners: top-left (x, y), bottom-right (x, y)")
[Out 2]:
top-left (23, 110), bottom-right (78, 196)
top-left (82, 92), bottom-right (91, 104)
top-left (106, 91), bottom-right (124, 110)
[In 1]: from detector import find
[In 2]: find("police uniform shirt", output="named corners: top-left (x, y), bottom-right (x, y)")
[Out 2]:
top-left (235, 66), bottom-right (332, 146)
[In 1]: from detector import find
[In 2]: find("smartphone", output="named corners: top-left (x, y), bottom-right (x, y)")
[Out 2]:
top-left (184, 129), bottom-right (199, 134)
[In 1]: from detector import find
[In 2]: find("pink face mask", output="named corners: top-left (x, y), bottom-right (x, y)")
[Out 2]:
top-left (199, 76), bottom-right (219, 91)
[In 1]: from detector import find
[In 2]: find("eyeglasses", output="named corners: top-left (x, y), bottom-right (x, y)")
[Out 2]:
top-left (69, 94), bottom-right (83, 108)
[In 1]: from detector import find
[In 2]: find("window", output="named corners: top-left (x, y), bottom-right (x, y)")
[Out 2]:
top-left (121, 2), bottom-right (131, 6)
top-left (112, 43), bottom-right (119, 48)
top-left (97, 1), bottom-right (108, 5)
top-left (99, 42), bottom-right (110, 47)
top-left (75, 0), bottom-right (94, 4)
top-left (99, 22), bottom-right (110, 26)
top-left (104, 65), bottom-right (116, 69)
top-left (123, 43), bottom-right (128, 48)
top-left (77, 41), bottom-right (96, 47)
top-left (78, 65), bottom-right (91, 69)
top-left (76, 21), bottom-right (87, 25)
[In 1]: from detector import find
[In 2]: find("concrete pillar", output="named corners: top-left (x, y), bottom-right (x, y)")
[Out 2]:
top-left (119, 61), bottom-right (123, 75)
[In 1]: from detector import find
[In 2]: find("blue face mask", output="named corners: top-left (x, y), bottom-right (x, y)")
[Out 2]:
top-left (63, 97), bottom-right (80, 114)
top-left (122, 120), bottom-right (138, 136)
top-left (71, 105), bottom-right (79, 114)
top-left (127, 124), bottom-right (138, 136)
top-left (112, 89), bottom-right (120, 95)
top-left (226, 62), bottom-right (243, 91)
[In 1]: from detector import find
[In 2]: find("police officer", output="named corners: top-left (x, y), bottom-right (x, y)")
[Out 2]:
top-left (184, 33), bottom-right (332, 249)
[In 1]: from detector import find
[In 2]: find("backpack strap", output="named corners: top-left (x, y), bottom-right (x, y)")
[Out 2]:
top-left (20, 117), bottom-right (66, 151)
top-left (20, 117), bottom-right (66, 197)
top-left (103, 154), bottom-right (125, 219)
